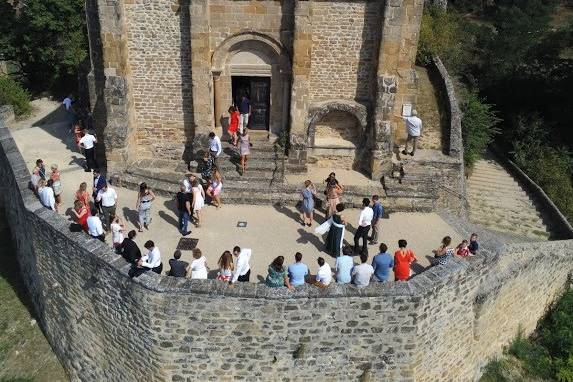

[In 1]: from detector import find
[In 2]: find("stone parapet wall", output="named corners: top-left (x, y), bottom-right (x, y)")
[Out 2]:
top-left (0, 105), bottom-right (14, 127)
top-left (3, 117), bottom-right (572, 379)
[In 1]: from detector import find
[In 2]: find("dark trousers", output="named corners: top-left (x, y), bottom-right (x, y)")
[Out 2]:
top-left (129, 263), bottom-right (162, 278)
top-left (354, 225), bottom-right (371, 254)
top-left (101, 205), bottom-right (116, 230)
top-left (91, 234), bottom-right (105, 242)
top-left (209, 150), bottom-right (219, 169)
top-left (178, 210), bottom-right (190, 234)
top-left (237, 269), bottom-right (250, 282)
top-left (85, 148), bottom-right (96, 170)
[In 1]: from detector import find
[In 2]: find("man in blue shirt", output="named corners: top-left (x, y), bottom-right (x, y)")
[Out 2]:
top-left (237, 95), bottom-right (251, 134)
top-left (369, 195), bottom-right (384, 245)
top-left (335, 246), bottom-right (354, 284)
top-left (372, 243), bottom-right (394, 282)
top-left (288, 252), bottom-right (309, 286)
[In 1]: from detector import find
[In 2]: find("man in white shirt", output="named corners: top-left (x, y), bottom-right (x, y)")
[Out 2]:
top-left (352, 253), bottom-right (375, 288)
top-left (354, 198), bottom-right (374, 255)
top-left (138, 240), bottom-right (163, 274)
top-left (402, 109), bottom-right (422, 157)
top-left (38, 179), bottom-right (56, 211)
top-left (182, 172), bottom-right (196, 194)
top-left (230, 246), bottom-right (252, 283)
top-left (96, 182), bottom-right (118, 230)
top-left (79, 130), bottom-right (98, 171)
top-left (86, 208), bottom-right (105, 242)
top-left (62, 96), bottom-right (73, 111)
top-left (314, 257), bottom-right (332, 287)
top-left (208, 132), bottom-right (222, 167)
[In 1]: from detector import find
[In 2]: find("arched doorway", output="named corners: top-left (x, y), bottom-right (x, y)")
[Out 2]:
top-left (212, 33), bottom-right (291, 138)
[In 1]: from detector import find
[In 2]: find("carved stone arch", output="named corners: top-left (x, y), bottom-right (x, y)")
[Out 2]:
top-left (306, 100), bottom-right (368, 147)
top-left (211, 32), bottom-right (291, 137)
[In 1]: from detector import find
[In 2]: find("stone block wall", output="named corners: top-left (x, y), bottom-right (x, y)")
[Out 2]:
top-left (2, 121), bottom-right (573, 381)
top-left (309, 1), bottom-right (383, 102)
top-left (124, 0), bottom-right (192, 160)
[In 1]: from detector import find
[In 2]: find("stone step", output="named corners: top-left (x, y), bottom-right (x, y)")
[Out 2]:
top-left (468, 201), bottom-right (543, 221)
top-left (467, 180), bottom-right (527, 194)
top-left (467, 190), bottom-right (532, 204)
top-left (469, 173), bottom-right (522, 186)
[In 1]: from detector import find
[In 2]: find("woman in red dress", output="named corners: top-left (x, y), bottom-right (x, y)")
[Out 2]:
top-left (393, 239), bottom-right (417, 281)
top-left (227, 106), bottom-right (240, 146)
top-left (72, 200), bottom-right (89, 232)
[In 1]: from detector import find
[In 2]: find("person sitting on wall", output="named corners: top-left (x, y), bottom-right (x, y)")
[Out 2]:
top-left (334, 246), bottom-right (354, 284)
top-left (134, 240), bottom-right (163, 276)
top-left (310, 257), bottom-right (332, 288)
top-left (352, 252), bottom-right (375, 288)
top-left (287, 252), bottom-right (309, 287)
top-left (468, 233), bottom-right (479, 255)
top-left (372, 243), bottom-right (394, 283)
top-left (229, 246), bottom-right (252, 284)
top-left (168, 250), bottom-right (189, 278)
top-left (86, 207), bottom-right (105, 242)
top-left (121, 230), bottom-right (141, 265)
top-left (266, 256), bottom-right (294, 289)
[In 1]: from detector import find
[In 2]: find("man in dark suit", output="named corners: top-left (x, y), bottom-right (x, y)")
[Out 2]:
top-left (92, 169), bottom-right (106, 214)
top-left (120, 230), bottom-right (141, 265)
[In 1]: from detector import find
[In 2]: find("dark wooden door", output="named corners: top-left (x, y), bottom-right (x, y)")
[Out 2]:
top-left (249, 77), bottom-right (270, 130)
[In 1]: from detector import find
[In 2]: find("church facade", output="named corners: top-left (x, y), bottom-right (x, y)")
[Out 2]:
top-left (87, 0), bottom-right (424, 178)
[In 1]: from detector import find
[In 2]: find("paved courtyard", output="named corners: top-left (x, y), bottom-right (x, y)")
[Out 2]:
top-left (11, 101), bottom-right (464, 282)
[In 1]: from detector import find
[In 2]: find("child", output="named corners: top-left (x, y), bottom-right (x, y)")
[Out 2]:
top-left (190, 248), bottom-right (208, 279)
top-left (110, 216), bottom-right (125, 250)
top-left (192, 179), bottom-right (205, 227)
top-left (468, 233), bottom-right (479, 255)
top-left (216, 250), bottom-right (234, 281)
top-left (456, 239), bottom-right (470, 258)
top-left (207, 169), bottom-right (223, 208)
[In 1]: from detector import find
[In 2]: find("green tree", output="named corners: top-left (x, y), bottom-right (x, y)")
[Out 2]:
top-left (0, 0), bottom-right (88, 94)
top-left (0, 76), bottom-right (31, 116)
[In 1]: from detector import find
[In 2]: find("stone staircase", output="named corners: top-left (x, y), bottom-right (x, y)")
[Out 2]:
top-left (119, 140), bottom-right (443, 213)
top-left (467, 157), bottom-right (550, 240)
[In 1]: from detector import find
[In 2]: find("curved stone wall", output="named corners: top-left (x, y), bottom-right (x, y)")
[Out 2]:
top-left (0, 121), bottom-right (572, 381)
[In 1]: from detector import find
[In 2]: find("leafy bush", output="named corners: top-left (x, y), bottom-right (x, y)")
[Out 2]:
top-left (512, 116), bottom-right (573, 224)
top-left (417, 5), bottom-right (466, 66)
top-left (461, 91), bottom-right (500, 170)
top-left (0, 76), bottom-right (31, 116)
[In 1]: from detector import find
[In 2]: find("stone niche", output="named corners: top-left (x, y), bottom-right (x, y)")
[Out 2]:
top-left (307, 100), bottom-right (368, 171)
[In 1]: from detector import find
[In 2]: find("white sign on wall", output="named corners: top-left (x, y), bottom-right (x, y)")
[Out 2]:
top-left (402, 103), bottom-right (412, 117)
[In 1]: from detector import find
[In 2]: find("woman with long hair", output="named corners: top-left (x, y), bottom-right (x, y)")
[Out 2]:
top-left (216, 251), bottom-right (234, 281)
top-left (192, 179), bottom-right (205, 227)
top-left (325, 179), bottom-right (343, 219)
top-left (239, 128), bottom-right (251, 175)
top-left (299, 180), bottom-right (317, 227)
top-left (207, 169), bottom-right (223, 208)
top-left (136, 182), bottom-right (156, 232)
top-left (432, 236), bottom-right (454, 266)
top-left (265, 256), bottom-right (293, 289)
top-left (50, 164), bottom-right (63, 207)
top-left (227, 105), bottom-right (240, 146)
top-left (71, 199), bottom-right (89, 232)
top-left (75, 182), bottom-right (90, 209)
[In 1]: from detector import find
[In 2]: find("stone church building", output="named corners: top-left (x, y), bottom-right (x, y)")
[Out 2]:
top-left (87, 0), bottom-right (423, 178)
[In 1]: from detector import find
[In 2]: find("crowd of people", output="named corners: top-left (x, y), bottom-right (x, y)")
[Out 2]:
top-left (27, 100), bottom-right (482, 289)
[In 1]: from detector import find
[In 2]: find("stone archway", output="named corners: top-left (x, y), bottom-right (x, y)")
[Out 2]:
top-left (211, 32), bottom-right (291, 138)
top-left (306, 100), bottom-right (368, 147)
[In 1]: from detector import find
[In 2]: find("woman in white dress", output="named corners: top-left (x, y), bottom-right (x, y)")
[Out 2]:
top-left (190, 248), bottom-right (208, 279)
top-left (191, 179), bottom-right (205, 227)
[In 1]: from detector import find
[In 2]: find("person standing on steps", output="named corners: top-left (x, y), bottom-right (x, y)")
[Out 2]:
top-left (239, 128), bottom-right (251, 175)
top-left (207, 169), bottom-right (223, 208)
top-left (191, 179), bottom-right (205, 227)
top-left (208, 132), bottom-right (222, 168)
top-left (79, 129), bottom-right (97, 171)
top-left (227, 106), bottom-right (240, 146)
top-left (369, 195), bottom-right (384, 245)
top-left (136, 182), bottom-right (155, 232)
top-left (237, 94), bottom-right (251, 135)
top-left (401, 109), bottom-right (422, 157)
top-left (354, 198), bottom-right (373, 255)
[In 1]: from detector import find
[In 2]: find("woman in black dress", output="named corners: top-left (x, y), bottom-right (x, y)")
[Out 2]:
top-left (325, 203), bottom-right (346, 257)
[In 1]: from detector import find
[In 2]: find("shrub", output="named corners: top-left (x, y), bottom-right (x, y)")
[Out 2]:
top-left (0, 76), bottom-right (31, 116)
top-left (461, 91), bottom-right (500, 170)
top-left (417, 6), bottom-right (464, 66)
top-left (512, 116), bottom-right (573, 224)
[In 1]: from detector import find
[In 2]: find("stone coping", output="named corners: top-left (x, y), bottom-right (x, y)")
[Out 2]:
top-left (3, 122), bottom-right (571, 300)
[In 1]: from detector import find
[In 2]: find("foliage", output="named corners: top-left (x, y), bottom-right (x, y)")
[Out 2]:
top-left (512, 116), bottom-right (573, 223)
top-left (480, 289), bottom-right (573, 381)
top-left (417, 5), bottom-right (468, 66)
top-left (0, 0), bottom-right (89, 95)
top-left (0, 76), bottom-right (31, 117)
top-left (460, 91), bottom-right (500, 170)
